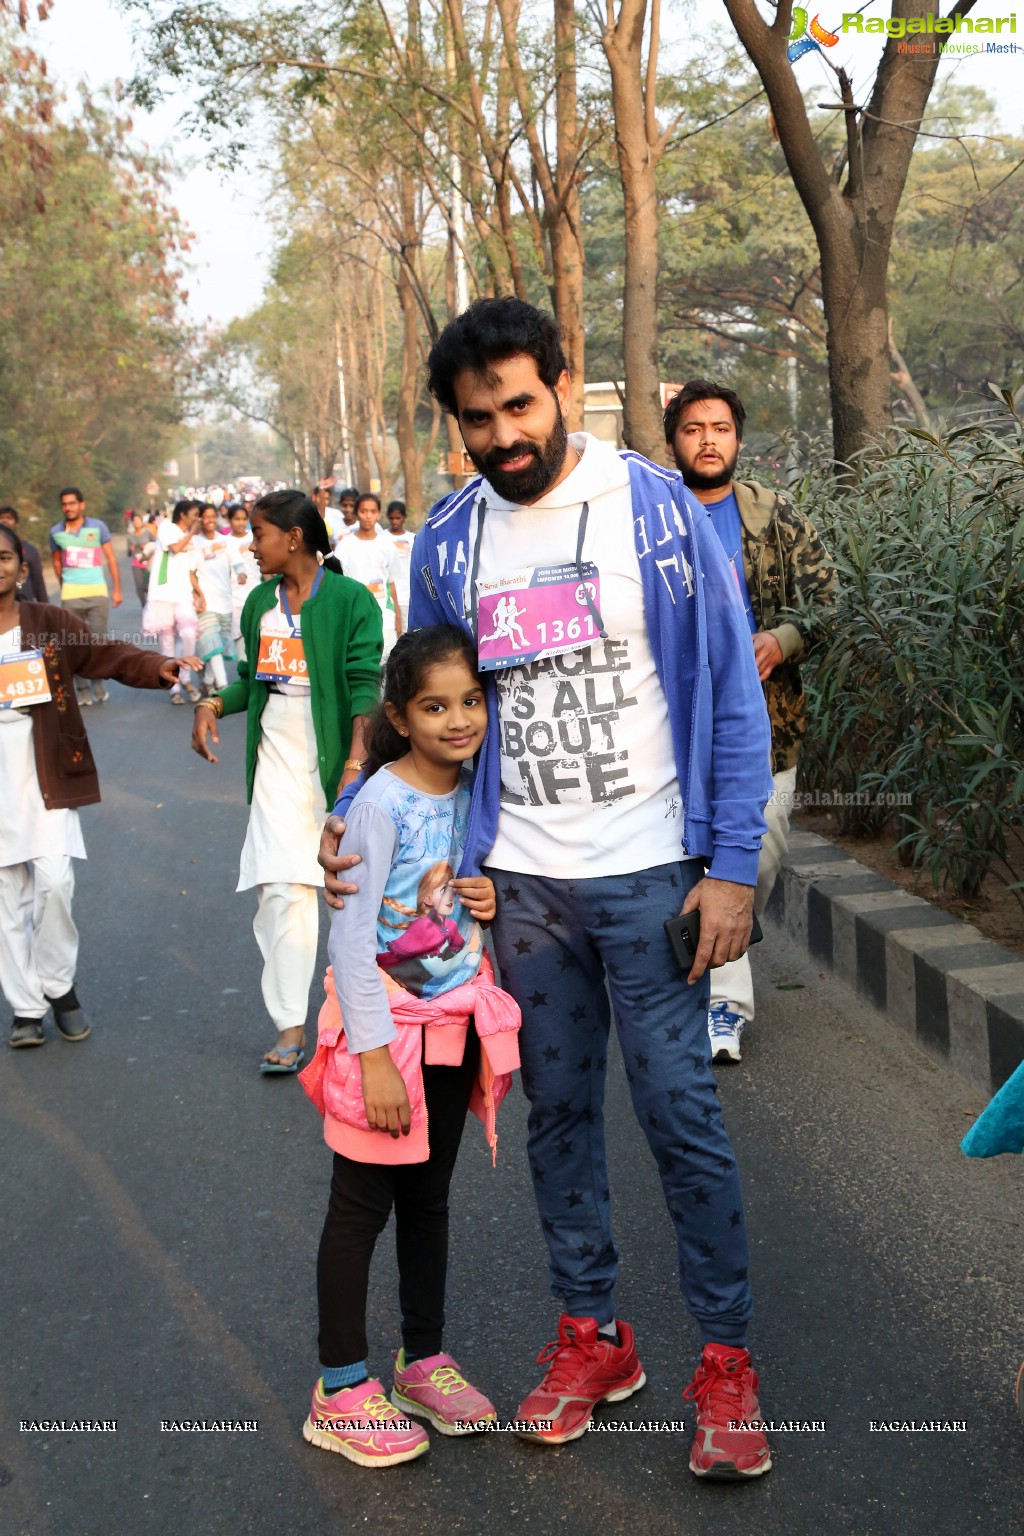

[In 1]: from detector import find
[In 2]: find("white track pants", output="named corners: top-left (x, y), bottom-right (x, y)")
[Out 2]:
top-left (253, 882), bottom-right (320, 1034)
top-left (0, 857), bottom-right (79, 1018)
top-left (710, 766), bottom-right (797, 1023)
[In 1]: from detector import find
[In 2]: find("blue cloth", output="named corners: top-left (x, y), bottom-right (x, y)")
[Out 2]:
top-left (961, 1059), bottom-right (1024, 1157)
top-left (322, 1361), bottom-right (368, 1390)
top-left (338, 452), bottom-right (772, 888)
top-left (489, 860), bottom-right (752, 1345)
top-left (705, 492), bottom-right (757, 635)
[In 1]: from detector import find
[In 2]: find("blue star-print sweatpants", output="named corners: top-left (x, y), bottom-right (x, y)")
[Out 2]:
top-left (488, 860), bottom-right (752, 1347)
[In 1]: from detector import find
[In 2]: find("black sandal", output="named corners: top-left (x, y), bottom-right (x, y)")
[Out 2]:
top-left (10, 1018), bottom-right (45, 1049)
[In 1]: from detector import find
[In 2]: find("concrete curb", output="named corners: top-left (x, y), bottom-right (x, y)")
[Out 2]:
top-left (765, 830), bottom-right (1024, 1095)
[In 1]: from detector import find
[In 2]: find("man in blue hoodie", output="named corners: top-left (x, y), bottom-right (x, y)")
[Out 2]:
top-left (322, 299), bottom-right (774, 1479)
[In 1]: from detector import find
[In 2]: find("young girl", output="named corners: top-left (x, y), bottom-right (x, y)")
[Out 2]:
top-left (225, 503), bottom-right (260, 662)
top-left (126, 510), bottom-right (155, 609)
top-left (190, 502), bottom-right (236, 694)
top-left (143, 499), bottom-right (202, 705)
top-left (299, 626), bottom-right (521, 1467)
top-left (191, 490), bottom-right (383, 1073)
top-left (337, 492), bottom-right (404, 660)
top-left (0, 522), bottom-right (198, 1047)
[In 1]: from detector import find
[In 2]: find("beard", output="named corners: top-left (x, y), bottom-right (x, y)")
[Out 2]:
top-left (674, 444), bottom-right (740, 492)
top-left (469, 408), bottom-right (569, 503)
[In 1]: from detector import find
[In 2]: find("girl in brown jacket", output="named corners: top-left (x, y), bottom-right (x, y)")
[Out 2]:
top-left (0, 521), bottom-right (199, 1048)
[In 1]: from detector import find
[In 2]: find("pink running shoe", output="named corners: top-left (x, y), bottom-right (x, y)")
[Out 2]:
top-left (302, 1377), bottom-right (429, 1467)
top-left (391, 1350), bottom-right (498, 1435)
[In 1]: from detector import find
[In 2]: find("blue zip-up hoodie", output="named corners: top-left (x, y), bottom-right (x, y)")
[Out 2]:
top-left (339, 445), bottom-right (772, 887)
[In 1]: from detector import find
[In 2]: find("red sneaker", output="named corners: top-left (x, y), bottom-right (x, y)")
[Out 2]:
top-left (683, 1342), bottom-right (772, 1479)
top-left (516, 1315), bottom-right (645, 1444)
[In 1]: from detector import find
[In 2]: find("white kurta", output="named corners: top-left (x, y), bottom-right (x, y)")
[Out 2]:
top-left (0, 626), bottom-right (85, 868)
top-left (236, 691), bottom-right (326, 891)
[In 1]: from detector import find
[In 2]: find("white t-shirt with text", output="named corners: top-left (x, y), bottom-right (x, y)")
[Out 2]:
top-left (339, 528), bottom-right (400, 620)
top-left (468, 433), bottom-right (686, 879)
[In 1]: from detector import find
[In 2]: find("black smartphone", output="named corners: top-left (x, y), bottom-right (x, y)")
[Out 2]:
top-left (663, 911), bottom-right (763, 975)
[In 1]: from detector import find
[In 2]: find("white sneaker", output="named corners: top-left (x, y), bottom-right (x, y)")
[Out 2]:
top-left (708, 1002), bottom-right (746, 1063)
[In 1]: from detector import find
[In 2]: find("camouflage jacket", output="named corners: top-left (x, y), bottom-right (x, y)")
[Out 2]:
top-left (733, 479), bottom-right (838, 772)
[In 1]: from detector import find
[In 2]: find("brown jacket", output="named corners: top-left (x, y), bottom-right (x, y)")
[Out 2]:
top-left (733, 481), bottom-right (838, 773)
top-left (13, 601), bottom-right (170, 810)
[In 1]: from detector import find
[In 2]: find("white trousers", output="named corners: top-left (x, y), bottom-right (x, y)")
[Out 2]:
top-left (711, 765), bottom-right (798, 1023)
top-left (253, 882), bottom-right (320, 1034)
top-left (143, 599), bottom-right (197, 688)
top-left (0, 857), bottom-right (79, 1018)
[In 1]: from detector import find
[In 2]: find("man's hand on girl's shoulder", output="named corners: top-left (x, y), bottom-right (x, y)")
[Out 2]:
top-left (318, 815), bottom-right (363, 909)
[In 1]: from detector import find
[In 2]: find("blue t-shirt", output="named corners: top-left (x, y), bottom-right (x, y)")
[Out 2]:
top-left (705, 492), bottom-right (757, 635)
top-left (327, 765), bottom-right (483, 1053)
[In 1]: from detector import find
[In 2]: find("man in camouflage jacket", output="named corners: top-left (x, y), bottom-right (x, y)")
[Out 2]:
top-left (665, 379), bottom-right (837, 1063)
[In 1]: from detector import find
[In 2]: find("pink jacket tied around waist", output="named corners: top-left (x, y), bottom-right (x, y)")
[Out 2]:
top-left (300, 950), bottom-right (521, 1166)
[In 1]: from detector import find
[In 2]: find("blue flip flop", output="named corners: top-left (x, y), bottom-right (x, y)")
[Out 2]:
top-left (260, 1044), bottom-right (306, 1075)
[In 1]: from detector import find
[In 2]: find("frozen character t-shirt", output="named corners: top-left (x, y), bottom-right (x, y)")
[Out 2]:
top-left (327, 765), bottom-right (483, 1053)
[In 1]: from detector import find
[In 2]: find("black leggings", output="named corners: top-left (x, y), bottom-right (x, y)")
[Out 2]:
top-left (316, 1032), bottom-right (480, 1367)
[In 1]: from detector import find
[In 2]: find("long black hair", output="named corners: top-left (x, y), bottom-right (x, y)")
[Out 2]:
top-left (0, 521), bottom-right (25, 565)
top-left (363, 626), bottom-right (482, 779)
top-left (253, 489), bottom-right (342, 573)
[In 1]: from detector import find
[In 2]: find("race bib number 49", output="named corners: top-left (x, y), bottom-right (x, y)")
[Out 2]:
top-left (0, 649), bottom-right (52, 709)
top-left (255, 632), bottom-right (308, 684)
top-left (476, 562), bottom-right (601, 671)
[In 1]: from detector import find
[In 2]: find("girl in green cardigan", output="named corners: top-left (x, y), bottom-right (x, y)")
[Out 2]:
top-left (191, 491), bottom-right (383, 1073)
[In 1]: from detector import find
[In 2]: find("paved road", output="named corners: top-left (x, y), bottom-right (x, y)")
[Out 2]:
top-left (2, 594), bottom-right (1023, 1535)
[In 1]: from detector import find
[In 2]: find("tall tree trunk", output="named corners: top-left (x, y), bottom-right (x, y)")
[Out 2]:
top-left (495, 0), bottom-right (585, 419)
top-left (446, 0), bottom-right (537, 299)
top-left (396, 176), bottom-right (427, 510)
top-left (553, 0), bottom-right (584, 427)
top-left (819, 212), bottom-right (892, 462)
top-left (724, 0), bottom-right (977, 463)
top-left (601, 0), bottom-right (667, 460)
top-left (343, 302), bottom-right (372, 489)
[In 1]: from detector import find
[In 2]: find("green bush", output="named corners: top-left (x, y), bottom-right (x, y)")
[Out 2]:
top-left (792, 393), bottom-right (1024, 914)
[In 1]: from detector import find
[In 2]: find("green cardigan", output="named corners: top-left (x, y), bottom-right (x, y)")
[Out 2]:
top-left (219, 569), bottom-right (383, 808)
